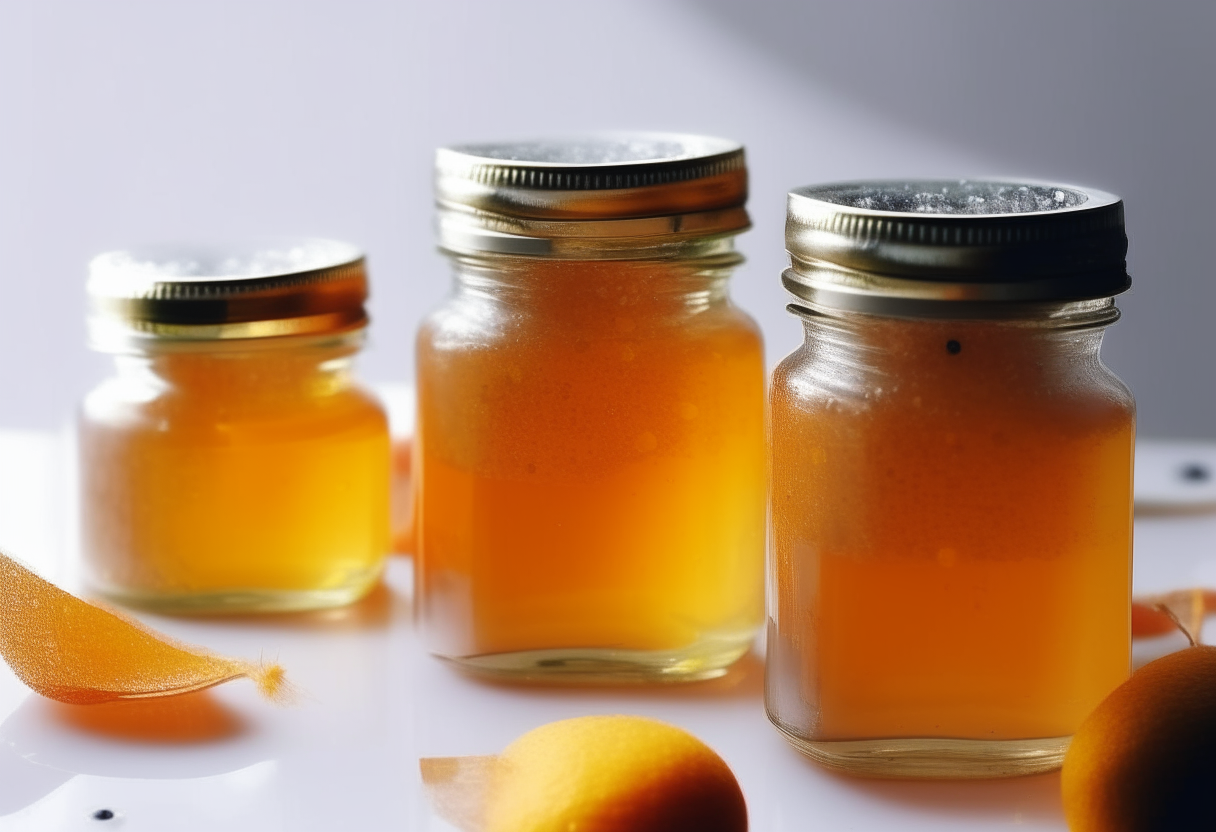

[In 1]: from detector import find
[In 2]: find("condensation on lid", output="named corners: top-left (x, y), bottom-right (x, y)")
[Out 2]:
top-left (448, 135), bottom-right (736, 168)
top-left (805, 180), bottom-right (1088, 216)
top-left (89, 239), bottom-right (363, 291)
top-left (783, 178), bottom-right (1129, 313)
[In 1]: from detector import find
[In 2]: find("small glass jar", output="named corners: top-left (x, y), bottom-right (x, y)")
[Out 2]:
top-left (80, 240), bottom-right (391, 613)
top-left (416, 134), bottom-right (766, 681)
top-left (766, 181), bottom-right (1135, 777)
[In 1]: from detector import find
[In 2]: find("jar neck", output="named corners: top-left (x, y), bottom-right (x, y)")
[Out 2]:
top-left (441, 228), bottom-right (744, 263)
top-left (445, 240), bottom-right (743, 319)
top-left (107, 331), bottom-right (364, 398)
top-left (791, 300), bottom-right (1114, 380)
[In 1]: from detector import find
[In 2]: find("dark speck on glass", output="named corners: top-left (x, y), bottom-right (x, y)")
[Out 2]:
top-left (946, 340), bottom-right (962, 355)
top-left (93, 809), bottom-right (115, 821)
top-left (1180, 463), bottom-right (1210, 483)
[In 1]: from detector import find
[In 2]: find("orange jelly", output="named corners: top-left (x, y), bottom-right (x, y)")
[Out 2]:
top-left (418, 261), bottom-right (764, 660)
top-left (766, 180), bottom-right (1135, 777)
top-left (80, 242), bottom-right (390, 613)
top-left (769, 318), bottom-right (1133, 736)
top-left (417, 136), bottom-right (766, 680)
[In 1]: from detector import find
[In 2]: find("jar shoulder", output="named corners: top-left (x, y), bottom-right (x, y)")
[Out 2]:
top-left (80, 373), bottom-right (388, 438)
top-left (770, 339), bottom-right (1135, 428)
top-left (418, 295), bottom-right (762, 354)
top-left (1093, 357), bottom-right (1136, 413)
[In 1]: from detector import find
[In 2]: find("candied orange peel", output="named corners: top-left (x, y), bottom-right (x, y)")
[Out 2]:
top-left (1131, 588), bottom-right (1215, 642)
top-left (0, 552), bottom-right (285, 704)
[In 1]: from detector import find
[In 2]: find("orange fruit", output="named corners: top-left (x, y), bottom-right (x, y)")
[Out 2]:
top-left (1061, 645), bottom-right (1216, 831)
top-left (485, 715), bottom-right (747, 832)
top-left (1130, 601), bottom-right (1180, 639)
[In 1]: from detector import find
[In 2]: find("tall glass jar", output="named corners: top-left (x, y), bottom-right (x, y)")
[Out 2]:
top-left (416, 135), bottom-right (766, 681)
top-left (766, 181), bottom-right (1135, 777)
top-left (80, 240), bottom-right (391, 613)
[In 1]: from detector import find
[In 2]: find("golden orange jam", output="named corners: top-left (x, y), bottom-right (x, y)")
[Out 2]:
top-left (768, 315), bottom-right (1133, 743)
top-left (81, 341), bottom-right (390, 611)
top-left (416, 257), bottom-right (765, 677)
top-left (81, 240), bottom-right (389, 613)
top-left (766, 179), bottom-right (1135, 776)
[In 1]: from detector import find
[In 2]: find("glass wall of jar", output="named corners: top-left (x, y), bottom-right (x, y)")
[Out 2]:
top-left (81, 240), bottom-right (391, 613)
top-left (416, 135), bottom-right (766, 682)
top-left (766, 181), bottom-right (1135, 777)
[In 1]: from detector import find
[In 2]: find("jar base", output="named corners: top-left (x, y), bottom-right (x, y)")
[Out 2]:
top-left (773, 721), bottom-right (1070, 779)
top-left (437, 633), bottom-right (755, 684)
top-left (91, 569), bottom-right (383, 615)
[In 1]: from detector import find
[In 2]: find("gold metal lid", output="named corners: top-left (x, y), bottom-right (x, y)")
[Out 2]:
top-left (87, 239), bottom-right (368, 348)
top-left (783, 179), bottom-right (1130, 316)
top-left (435, 133), bottom-right (750, 257)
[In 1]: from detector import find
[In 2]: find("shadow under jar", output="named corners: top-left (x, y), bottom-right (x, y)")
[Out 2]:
top-left (416, 135), bottom-right (766, 682)
top-left (766, 181), bottom-right (1135, 777)
top-left (80, 240), bottom-right (390, 614)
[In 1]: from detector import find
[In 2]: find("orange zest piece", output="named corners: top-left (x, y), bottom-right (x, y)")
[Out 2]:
top-left (1130, 600), bottom-right (1181, 638)
top-left (391, 436), bottom-right (416, 555)
top-left (421, 755), bottom-right (498, 832)
top-left (0, 552), bottom-right (285, 704)
top-left (1131, 588), bottom-right (1216, 642)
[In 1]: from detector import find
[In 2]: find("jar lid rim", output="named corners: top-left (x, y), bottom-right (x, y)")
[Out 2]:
top-left (435, 133), bottom-right (749, 257)
top-left (87, 238), bottom-right (368, 346)
top-left (784, 178), bottom-right (1129, 308)
top-left (440, 133), bottom-right (743, 173)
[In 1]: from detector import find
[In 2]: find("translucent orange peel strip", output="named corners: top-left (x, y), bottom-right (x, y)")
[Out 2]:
top-left (1132, 588), bottom-right (1216, 642)
top-left (420, 755), bottom-right (498, 832)
top-left (0, 552), bottom-right (285, 704)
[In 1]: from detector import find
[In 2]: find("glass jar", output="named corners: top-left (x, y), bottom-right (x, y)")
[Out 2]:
top-left (416, 135), bottom-right (766, 681)
top-left (80, 240), bottom-right (391, 613)
top-left (766, 181), bottom-right (1135, 777)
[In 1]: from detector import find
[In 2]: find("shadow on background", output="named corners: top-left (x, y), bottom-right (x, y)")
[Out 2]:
top-left (838, 768), bottom-right (1063, 824)
top-left (769, 736), bottom-right (1065, 824)
top-left (50, 689), bottom-right (245, 744)
top-left (0, 691), bottom-right (272, 817)
top-left (690, 0), bottom-right (1216, 438)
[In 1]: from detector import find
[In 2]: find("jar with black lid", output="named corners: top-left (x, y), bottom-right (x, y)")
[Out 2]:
top-left (766, 180), bottom-right (1134, 777)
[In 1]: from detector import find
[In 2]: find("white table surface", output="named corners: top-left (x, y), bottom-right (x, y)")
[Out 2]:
top-left (0, 429), bottom-right (1213, 832)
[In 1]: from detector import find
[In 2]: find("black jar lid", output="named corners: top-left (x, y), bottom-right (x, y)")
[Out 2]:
top-left (435, 133), bottom-right (750, 258)
top-left (783, 179), bottom-right (1129, 316)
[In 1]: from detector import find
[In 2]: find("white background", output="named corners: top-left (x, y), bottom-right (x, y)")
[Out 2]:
top-left (0, 0), bottom-right (1213, 435)
top-left (1, 7), bottom-right (1215, 826)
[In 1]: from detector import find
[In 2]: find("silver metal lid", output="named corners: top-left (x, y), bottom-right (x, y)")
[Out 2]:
top-left (88, 239), bottom-right (368, 348)
top-left (784, 179), bottom-right (1130, 314)
top-left (435, 133), bottom-right (749, 257)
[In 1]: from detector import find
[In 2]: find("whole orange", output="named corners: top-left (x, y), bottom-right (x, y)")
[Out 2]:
top-left (1061, 645), bottom-right (1216, 831)
top-left (485, 715), bottom-right (747, 832)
